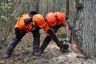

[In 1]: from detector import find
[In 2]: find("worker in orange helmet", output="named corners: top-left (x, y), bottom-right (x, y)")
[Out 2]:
top-left (3, 11), bottom-right (65, 58)
top-left (40, 12), bottom-right (71, 53)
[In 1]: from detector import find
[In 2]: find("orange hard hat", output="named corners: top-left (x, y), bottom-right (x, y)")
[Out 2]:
top-left (33, 14), bottom-right (46, 28)
top-left (46, 12), bottom-right (57, 27)
top-left (55, 12), bottom-right (66, 25)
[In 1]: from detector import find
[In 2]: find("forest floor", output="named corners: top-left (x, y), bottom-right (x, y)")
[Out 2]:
top-left (0, 30), bottom-right (96, 64)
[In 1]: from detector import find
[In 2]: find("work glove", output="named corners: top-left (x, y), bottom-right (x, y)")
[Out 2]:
top-left (59, 37), bottom-right (72, 52)
top-left (61, 35), bottom-right (72, 52)
top-left (59, 41), bottom-right (69, 52)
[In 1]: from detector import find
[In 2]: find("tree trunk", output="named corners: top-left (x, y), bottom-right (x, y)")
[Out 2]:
top-left (75, 0), bottom-right (96, 58)
top-left (34, 0), bottom-right (40, 12)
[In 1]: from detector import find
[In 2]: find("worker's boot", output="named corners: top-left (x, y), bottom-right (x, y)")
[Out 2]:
top-left (32, 48), bottom-right (41, 56)
top-left (32, 35), bottom-right (41, 56)
top-left (3, 37), bottom-right (19, 58)
top-left (32, 29), bottom-right (41, 56)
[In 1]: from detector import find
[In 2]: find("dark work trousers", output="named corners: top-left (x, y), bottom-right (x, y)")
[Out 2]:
top-left (40, 25), bottom-right (62, 52)
top-left (5, 27), bottom-right (27, 55)
top-left (32, 29), bottom-right (40, 53)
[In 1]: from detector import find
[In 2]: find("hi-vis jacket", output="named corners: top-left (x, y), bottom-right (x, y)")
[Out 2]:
top-left (15, 14), bottom-right (33, 31)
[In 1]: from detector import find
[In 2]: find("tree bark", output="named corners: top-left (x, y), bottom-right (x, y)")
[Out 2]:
top-left (75, 0), bottom-right (96, 58)
top-left (34, 0), bottom-right (40, 12)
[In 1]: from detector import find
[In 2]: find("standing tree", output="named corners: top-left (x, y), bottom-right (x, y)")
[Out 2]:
top-left (75, 0), bottom-right (96, 58)
top-left (34, 0), bottom-right (40, 12)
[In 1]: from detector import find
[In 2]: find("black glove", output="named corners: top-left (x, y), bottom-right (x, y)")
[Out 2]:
top-left (59, 41), bottom-right (70, 52)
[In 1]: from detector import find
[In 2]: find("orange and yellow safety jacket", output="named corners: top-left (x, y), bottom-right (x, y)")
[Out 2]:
top-left (15, 14), bottom-right (33, 31)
